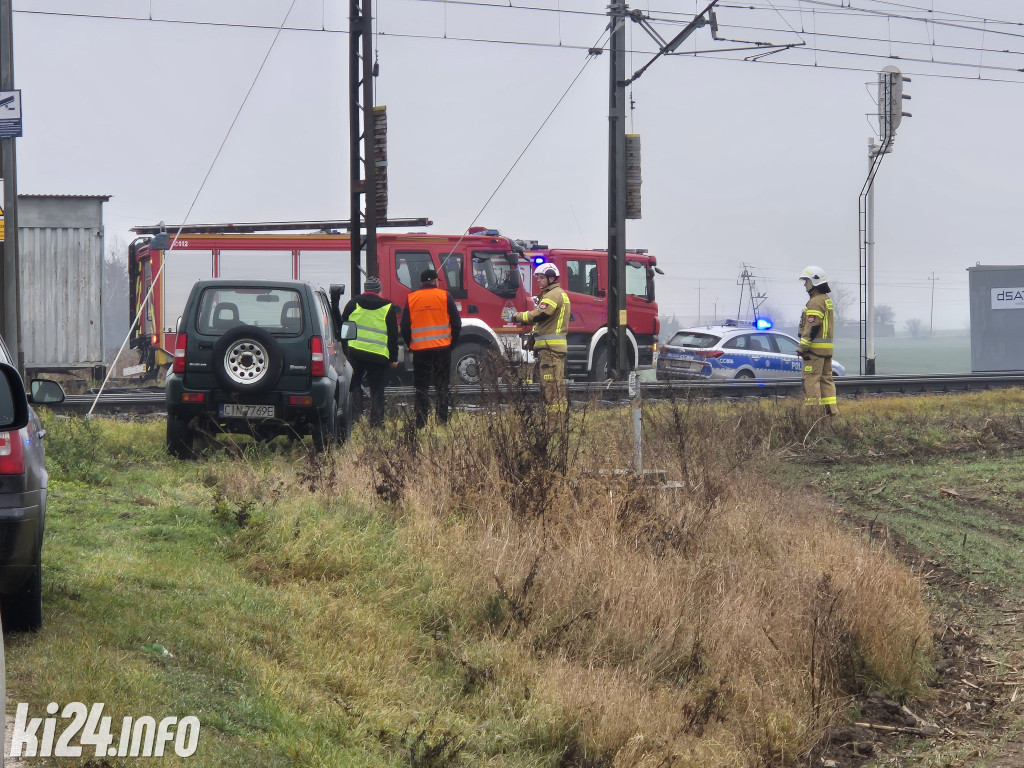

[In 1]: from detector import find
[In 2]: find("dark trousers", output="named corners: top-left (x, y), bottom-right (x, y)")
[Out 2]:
top-left (350, 358), bottom-right (391, 427)
top-left (412, 347), bottom-right (452, 428)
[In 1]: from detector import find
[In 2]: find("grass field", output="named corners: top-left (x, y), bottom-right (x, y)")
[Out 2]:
top-left (5, 389), bottom-right (1024, 767)
top-left (832, 331), bottom-right (971, 375)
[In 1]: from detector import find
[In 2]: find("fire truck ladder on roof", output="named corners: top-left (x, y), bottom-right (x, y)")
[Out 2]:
top-left (130, 219), bottom-right (433, 236)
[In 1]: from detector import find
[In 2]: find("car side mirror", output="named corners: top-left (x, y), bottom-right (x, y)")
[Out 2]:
top-left (0, 363), bottom-right (30, 431)
top-left (338, 320), bottom-right (358, 341)
top-left (30, 379), bottom-right (66, 405)
top-left (329, 285), bottom-right (346, 331)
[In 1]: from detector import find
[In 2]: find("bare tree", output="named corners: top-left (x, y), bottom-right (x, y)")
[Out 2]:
top-left (830, 286), bottom-right (856, 322)
top-left (874, 304), bottom-right (896, 325)
top-left (103, 235), bottom-right (130, 356)
top-left (906, 318), bottom-right (924, 338)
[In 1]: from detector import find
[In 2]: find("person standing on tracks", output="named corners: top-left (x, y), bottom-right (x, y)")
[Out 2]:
top-left (401, 268), bottom-right (462, 428)
top-left (797, 265), bottom-right (838, 416)
top-left (507, 262), bottom-right (571, 426)
top-left (340, 276), bottom-right (399, 428)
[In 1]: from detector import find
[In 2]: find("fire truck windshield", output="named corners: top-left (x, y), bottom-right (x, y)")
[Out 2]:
top-left (471, 251), bottom-right (520, 299)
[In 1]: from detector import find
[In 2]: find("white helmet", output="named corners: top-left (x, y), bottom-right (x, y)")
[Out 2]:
top-left (798, 265), bottom-right (828, 287)
top-left (534, 262), bottom-right (559, 280)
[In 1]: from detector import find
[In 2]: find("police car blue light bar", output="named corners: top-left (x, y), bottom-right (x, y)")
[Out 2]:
top-left (754, 317), bottom-right (773, 330)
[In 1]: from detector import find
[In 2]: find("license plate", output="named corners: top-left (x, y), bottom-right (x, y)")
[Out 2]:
top-left (219, 404), bottom-right (275, 419)
top-left (668, 359), bottom-right (698, 370)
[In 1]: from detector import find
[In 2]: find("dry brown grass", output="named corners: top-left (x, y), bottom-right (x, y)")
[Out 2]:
top-left (350, 394), bottom-right (934, 767)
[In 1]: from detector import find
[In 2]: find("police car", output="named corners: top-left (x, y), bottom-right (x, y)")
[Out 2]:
top-left (656, 320), bottom-right (846, 381)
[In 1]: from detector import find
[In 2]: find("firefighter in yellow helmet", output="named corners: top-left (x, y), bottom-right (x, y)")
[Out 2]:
top-left (507, 262), bottom-right (571, 425)
top-left (797, 265), bottom-right (838, 415)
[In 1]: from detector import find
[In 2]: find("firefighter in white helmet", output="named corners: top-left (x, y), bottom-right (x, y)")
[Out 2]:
top-left (507, 262), bottom-right (571, 426)
top-left (797, 266), bottom-right (838, 415)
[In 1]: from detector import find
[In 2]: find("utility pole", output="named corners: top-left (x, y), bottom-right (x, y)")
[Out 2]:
top-left (605, 0), bottom-right (720, 379)
top-left (348, 0), bottom-right (378, 294)
top-left (0, 0), bottom-right (21, 372)
top-left (928, 271), bottom-right (938, 335)
top-left (606, 0), bottom-right (628, 380)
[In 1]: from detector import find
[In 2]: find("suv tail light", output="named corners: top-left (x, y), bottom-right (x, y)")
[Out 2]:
top-left (311, 336), bottom-right (326, 377)
top-left (173, 333), bottom-right (188, 374)
top-left (695, 349), bottom-right (724, 358)
top-left (0, 431), bottom-right (26, 475)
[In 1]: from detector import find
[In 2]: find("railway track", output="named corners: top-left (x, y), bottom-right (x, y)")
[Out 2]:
top-left (52, 372), bottom-right (1024, 416)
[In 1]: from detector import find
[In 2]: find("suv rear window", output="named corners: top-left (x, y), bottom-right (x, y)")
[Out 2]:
top-left (668, 332), bottom-right (719, 348)
top-left (196, 288), bottom-right (304, 335)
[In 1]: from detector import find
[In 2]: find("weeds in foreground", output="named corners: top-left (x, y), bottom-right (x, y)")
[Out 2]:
top-left (35, 391), bottom-right (1019, 766)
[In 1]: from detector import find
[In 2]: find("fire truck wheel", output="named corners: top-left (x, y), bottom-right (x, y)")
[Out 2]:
top-left (451, 342), bottom-right (495, 387)
top-left (589, 345), bottom-right (609, 382)
top-left (166, 414), bottom-right (195, 459)
top-left (213, 325), bottom-right (284, 395)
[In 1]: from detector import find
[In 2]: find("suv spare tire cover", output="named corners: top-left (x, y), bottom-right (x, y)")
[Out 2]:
top-left (213, 325), bottom-right (285, 395)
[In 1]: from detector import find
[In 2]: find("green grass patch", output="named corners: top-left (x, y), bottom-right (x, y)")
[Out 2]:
top-left (14, 388), bottom-right (1024, 767)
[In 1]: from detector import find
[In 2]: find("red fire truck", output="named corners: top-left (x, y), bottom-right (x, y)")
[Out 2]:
top-left (128, 225), bottom-right (660, 383)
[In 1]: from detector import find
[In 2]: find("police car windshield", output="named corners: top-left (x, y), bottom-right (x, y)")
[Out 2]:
top-left (669, 331), bottom-right (719, 348)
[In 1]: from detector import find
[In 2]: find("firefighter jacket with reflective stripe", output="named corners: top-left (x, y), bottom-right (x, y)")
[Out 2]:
top-left (340, 293), bottom-right (399, 364)
top-left (401, 286), bottom-right (461, 351)
top-left (798, 290), bottom-right (834, 356)
top-left (515, 283), bottom-right (570, 351)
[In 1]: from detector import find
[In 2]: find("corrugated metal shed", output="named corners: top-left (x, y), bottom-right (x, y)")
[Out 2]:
top-left (18, 195), bottom-right (110, 371)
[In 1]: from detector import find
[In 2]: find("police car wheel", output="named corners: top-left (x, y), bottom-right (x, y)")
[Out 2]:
top-left (734, 370), bottom-right (755, 380)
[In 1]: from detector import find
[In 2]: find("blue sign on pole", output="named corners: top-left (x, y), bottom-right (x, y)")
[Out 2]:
top-left (0, 90), bottom-right (22, 138)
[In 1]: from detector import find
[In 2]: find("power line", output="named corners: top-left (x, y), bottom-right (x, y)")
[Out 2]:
top-left (18, 4), bottom-right (1024, 83)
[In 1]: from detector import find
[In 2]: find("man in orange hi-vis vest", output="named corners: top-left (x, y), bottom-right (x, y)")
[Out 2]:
top-left (401, 269), bottom-right (462, 428)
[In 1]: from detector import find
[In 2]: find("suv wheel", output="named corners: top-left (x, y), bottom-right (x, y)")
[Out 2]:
top-left (213, 325), bottom-right (284, 395)
top-left (166, 414), bottom-right (195, 459)
top-left (312, 407), bottom-right (339, 452)
top-left (3, 539), bottom-right (43, 632)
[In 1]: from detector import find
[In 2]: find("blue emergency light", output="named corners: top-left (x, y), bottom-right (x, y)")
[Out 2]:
top-left (754, 317), bottom-right (773, 330)
top-left (531, 256), bottom-right (546, 267)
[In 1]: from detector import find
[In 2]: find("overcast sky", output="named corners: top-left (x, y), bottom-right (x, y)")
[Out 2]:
top-left (13, 0), bottom-right (1024, 331)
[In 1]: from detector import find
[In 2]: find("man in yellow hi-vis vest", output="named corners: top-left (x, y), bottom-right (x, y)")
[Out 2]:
top-left (797, 265), bottom-right (838, 416)
top-left (508, 263), bottom-right (571, 425)
top-left (341, 276), bottom-right (399, 427)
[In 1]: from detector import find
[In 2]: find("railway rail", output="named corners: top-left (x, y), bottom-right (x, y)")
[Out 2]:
top-left (51, 372), bottom-right (1024, 416)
